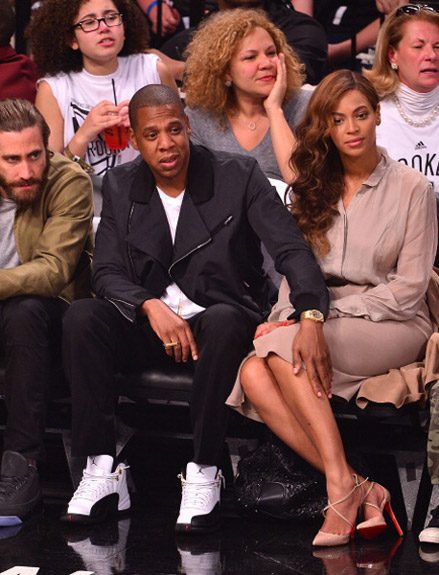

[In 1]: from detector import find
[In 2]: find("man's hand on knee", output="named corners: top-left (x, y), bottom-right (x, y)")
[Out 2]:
top-left (140, 299), bottom-right (198, 362)
top-left (292, 320), bottom-right (333, 398)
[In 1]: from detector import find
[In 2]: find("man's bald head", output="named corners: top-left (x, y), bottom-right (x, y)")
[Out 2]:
top-left (129, 85), bottom-right (184, 130)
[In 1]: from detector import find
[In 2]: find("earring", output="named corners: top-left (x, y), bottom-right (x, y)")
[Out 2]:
top-left (391, 63), bottom-right (398, 71)
top-left (225, 80), bottom-right (232, 87)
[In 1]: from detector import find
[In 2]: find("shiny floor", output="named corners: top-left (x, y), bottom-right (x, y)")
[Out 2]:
top-left (0, 435), bottom-right (438, 575)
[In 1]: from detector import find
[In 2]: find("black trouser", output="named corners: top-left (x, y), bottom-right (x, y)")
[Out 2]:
top-left (63, 299), bottom-right (258, 467)
top-left (0, 295), bottom-right (68, 462)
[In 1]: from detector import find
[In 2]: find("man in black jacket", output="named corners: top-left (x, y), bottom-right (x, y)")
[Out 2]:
top-left (62, 84), bottom-right (330, 533)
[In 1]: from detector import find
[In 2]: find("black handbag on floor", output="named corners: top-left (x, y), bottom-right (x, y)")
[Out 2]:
top-left (234, 434), bottom-right (327, 522)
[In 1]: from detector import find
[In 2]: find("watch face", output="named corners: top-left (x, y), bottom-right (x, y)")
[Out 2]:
top-left (301, 310), bottom-right (324, 322)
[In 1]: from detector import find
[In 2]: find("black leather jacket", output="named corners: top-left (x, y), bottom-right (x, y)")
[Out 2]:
top-left (92, 144), bottom-right (329, 323)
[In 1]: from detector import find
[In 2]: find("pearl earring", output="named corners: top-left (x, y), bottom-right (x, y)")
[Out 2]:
top-left (391, 63), bottom-right (398, 71)
top-left (225, 80), bottom-right (232, 87)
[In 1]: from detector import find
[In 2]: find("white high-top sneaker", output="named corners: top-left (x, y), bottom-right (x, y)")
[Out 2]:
top-left (63, 455), bottom-right (131, 524)
top-left (175, 462), bottom-right (224, 534)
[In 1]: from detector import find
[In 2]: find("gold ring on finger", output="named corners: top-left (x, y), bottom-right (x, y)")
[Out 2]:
top-left (164, 341), bottom-right (179, 349)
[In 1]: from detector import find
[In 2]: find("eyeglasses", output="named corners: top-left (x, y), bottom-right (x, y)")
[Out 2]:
top-left (72, 12), bottom-right (123, 33)
top-left (396, 4), bottom-right (438, 17)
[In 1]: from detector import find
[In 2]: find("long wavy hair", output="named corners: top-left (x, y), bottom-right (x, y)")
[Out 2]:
top-left (289, 70), bottom-right (379, 257)
top-left (365, 7), bottom-right (439, 97)
top-left (28, 0), bottom-right (150, 77)
top-left (183, 8), bottom-right (305, 122)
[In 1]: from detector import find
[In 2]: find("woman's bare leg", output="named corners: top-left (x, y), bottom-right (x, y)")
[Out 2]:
top-left (240, 356), bottom-right (324, 471)
top-left (242, 354), bottom-right (364, 537)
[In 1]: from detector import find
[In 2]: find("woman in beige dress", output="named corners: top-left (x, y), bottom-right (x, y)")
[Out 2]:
top-left (230, 70), bottom-right (436, 547)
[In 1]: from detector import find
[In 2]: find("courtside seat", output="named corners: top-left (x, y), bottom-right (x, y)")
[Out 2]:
top-left (0, 353), bottom-right (434, 531)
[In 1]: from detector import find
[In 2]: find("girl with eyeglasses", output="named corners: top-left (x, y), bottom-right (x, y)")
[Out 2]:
top-left (365, 4), bottom-right (439, 195)
top-left (29, 0), bottom-right (177, 211)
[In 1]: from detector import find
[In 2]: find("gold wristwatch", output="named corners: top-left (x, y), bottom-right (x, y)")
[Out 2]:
top-left (300, 309), bottom-right (325, 323)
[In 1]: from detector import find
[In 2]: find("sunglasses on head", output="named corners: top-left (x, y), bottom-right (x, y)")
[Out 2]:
top-left (396, 3), bottom-right (438, 16)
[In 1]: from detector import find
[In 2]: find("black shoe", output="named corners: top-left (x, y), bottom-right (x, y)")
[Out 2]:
top-left (0, 451), bottom-right (42, 526)
top-left (419, 505), bottom-right (439, 545)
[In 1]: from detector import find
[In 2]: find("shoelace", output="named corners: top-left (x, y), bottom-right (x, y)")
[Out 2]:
top-left (178, 473), bottom-right (224, 510)
top-left (72, 465), bottom-right (129, 502)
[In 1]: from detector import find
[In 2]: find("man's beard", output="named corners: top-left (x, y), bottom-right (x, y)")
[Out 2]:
top-left (0, 153), bottom-right (50, 209)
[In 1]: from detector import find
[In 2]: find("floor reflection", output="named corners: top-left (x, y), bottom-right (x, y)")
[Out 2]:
top-left (65, 518), bottom-right (131, 575)
top-left (177, 535), bottom-right (223, 575)
top-left (0, 504), bottom-right (437, 575)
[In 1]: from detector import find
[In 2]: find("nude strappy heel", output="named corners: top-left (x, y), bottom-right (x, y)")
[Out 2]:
top-left (312, 475), bottom-right (367, 547)
top-left (356, 482), bottom-right (403, 540)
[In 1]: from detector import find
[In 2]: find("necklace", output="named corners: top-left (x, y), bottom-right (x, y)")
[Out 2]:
top-left (392, 95), bottom-right (439, 128)
top-left (233, 113), bottom-right (266, 131)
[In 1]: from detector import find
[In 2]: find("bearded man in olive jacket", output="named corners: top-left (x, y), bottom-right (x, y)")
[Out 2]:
top-left (0, 99), bottom-right (93, 526)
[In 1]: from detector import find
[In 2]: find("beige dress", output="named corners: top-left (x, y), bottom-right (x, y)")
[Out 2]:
top-left (227, 151), bottom-right (438, 421)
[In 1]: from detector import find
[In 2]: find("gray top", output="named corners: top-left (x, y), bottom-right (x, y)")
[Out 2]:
top-left (185, 89), bottom-right (312, 180)
top-left (0, 198), bottom-right (20, 269)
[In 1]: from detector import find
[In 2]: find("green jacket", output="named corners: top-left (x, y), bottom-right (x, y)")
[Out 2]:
top-left (0, 152), bottom-right (93, 302)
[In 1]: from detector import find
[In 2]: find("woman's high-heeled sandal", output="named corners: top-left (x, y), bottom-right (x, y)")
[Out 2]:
top-left (312, 475), bottom-right (368, 547)
top-left (356, 482), bottom-right (404, 540)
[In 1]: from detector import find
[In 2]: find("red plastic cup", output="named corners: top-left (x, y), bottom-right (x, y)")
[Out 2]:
top-left (103, 126), bottom-right (130, 151)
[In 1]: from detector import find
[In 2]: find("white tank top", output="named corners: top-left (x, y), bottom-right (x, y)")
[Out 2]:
top-left (40, 53), bottom-right (161, 178)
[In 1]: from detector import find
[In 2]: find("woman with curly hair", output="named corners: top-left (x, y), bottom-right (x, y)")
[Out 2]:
top-left (228, 70), bottom-right (436, 546)
top-left (364, 4), bottom-right (439, 195)
top-left (183, 9), bottom-right (309, 183)
top-left (29, 0), bottom-right (176, 197)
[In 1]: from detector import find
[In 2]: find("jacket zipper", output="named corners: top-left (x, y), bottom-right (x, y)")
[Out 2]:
top-left (127, 202), bottom-right (136, 274)
top-left (107, 298), bottom-right (135, 323)
top-left (168, 215), bottom-right (233, 277)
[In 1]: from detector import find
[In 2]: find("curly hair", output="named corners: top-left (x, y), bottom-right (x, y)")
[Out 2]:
top-left (365, 8), bottom-right (439, 98)
top-left (183, 8), bottom-right (305, 120)
top-left (288, 70), bottom-right (379, 257)
top-left (28, 0), bottom-right (150, 77)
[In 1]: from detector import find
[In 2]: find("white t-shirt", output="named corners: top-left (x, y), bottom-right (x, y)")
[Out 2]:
top-left (40, 54), bottom-right (161, 178)
top-left (376, 97), bottom-right (439, 196)
top-left (157, 187), bottom-right (205, 320)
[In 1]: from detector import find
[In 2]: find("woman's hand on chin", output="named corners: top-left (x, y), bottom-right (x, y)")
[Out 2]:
top-left (263, 53), bottom-right (287, 115)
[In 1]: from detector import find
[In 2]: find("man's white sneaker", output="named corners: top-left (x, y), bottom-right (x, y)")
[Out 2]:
top-left (62, 455), bottom-right (131, 524)
top-left (175, 462), bottom-right (224, 534)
